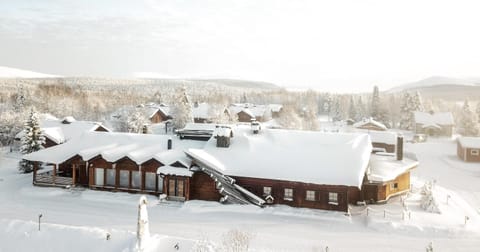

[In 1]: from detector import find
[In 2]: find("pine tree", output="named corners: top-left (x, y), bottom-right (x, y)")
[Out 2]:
top-left (459, 100), bottom-right (480, 136)
top-left (371, 86), bottom-right (381, 120)
top-left (171, 87), bottom-right (194, 129)
top-left (412, 91), bottom-right (424, 112)
top-left (399, 92), bottom-right (412, 130)
top-left (348, 96), bottom-right (356, 121)
top-left (356, 96), bottom-right (366, 121)
top-left (476, 102), bottom-right (480, 123)
top-left (19, 108), bottom-right (45, 173)
top-left (127, 108), bottom-right (148, 133)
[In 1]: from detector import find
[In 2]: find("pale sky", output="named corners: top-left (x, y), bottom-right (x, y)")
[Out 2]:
top-left (1, 0), bottom-right (480, 92)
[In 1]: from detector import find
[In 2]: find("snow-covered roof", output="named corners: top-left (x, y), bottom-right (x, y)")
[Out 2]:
top-left (367, 153), bottom-right (418, 182)
top-left (229, 104), bottom-right (270, 118)
top-left (268, 104), bottom-right (283, 113)
top-left (15, 118), bottom-right (109, 144)
top-left (353, 118), bottom-right (387, 131)
top-left (157, 165), bottom-right (193, 177)
top-left (192, 103), bottom-right (210, 119)
top-left (414, 111), bottom-right (454, 126)
top-left (458, 137), bottom-right (480, 149)
top-left (354, 129), bottom-right (397, 145)
top-left (186, 126), bottom-right (372, 188)
top-left (23, 131), bottom-right (205, 165)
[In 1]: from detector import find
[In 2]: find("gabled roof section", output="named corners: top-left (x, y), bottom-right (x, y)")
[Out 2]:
top-left (353, 118), bottom-right (387, 131)
top-left (23, 131), bottom-right (205, 165)
top-left (458, 137), bottom-right (480, 149)
top-left (414, 111), bottom-right (454, 126)
top-left (367, 153), bottom-right (418, 182)
top-left (187, 126), bottom-right (372, 188)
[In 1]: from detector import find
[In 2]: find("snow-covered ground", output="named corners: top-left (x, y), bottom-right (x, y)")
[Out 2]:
top-left (0, 66), bottom-right (59, 78)
top-left (1, 137), bottom-right (480, 251)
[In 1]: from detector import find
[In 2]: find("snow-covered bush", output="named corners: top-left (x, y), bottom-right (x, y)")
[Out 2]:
top-left (220, 229), bottom-right (252, 252)
top-left (420, 181), bottom-right (441, 214)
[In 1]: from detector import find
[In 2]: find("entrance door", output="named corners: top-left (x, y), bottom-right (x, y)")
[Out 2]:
top-left (78, 165), bottom-right (88, 186)
top-left (168, 177), bottom-right (185, 197)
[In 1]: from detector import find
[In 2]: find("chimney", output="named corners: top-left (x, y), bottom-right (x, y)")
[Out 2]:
top-left (396, 135), bottom-right (403, 161)
top-left (215, 125), bottom-right (231, 148)
top-left (167, 138), bottom-right (172, 150)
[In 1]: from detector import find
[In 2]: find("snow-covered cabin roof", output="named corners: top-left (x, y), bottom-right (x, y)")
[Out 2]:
top-left (229, 104), bottom-right (270, 118)
top-left (15, 118), bottom-right (109, 144)
top-left (367, 153), bottom-right (418, 182)
top-left (353, 118), bottom-right (387, 131)
top-left (268, 104), bottom-right (283, 113)
top-left (23, 131), bottom-right (206, 165)
top-left (157, 165), bottom-right (193, 177)
top-left (354, 129), bottom-right (397, 145)
top-left (414, 111), bottom-right (454, 126)
top-left (458, 137), bottom-right (480, 149)
top-left (186, 126), bottom-right (372, 188)
top-left (192, 103), bottom-right (210, 119)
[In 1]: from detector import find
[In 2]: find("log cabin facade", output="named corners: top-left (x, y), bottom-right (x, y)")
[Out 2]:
top-left (457, 137), bottom-right (480, 162)
top-left (25, 125), bottom-right (417, 212)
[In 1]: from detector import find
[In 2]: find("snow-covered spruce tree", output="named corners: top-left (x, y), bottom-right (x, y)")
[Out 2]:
top-left (348, 95), bottom-right (357, 121)
top-left (170, 87), bottom-right (194, 129)
top-left (19, 108), bottom-right (45, 173)
top-left (127, 108), bottom-right (148, 133)
top-left (370, 86), bottom-right (381, 120)
top-left (356, 96), bottom-right (366, 121)
top-left (476, 102), bottom-right (480, 123)
top-left (276, 104), bottom-right (302, 129)
top-left (13, 83), bottom-right (26, 112)
top-left (459, 100), bottom-right (480, 136)
top-left (412, 91), bottom-right (424, 112)
top-left (399, 92), bottom-right (413, 130)
top-left (331, 98), bottom-right (343, 122)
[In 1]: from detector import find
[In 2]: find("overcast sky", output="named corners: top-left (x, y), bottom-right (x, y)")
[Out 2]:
top-left (1, 0), bottom-right (480, 92)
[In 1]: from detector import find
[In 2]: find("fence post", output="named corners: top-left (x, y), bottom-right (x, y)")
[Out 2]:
top-left (367, 208), bottom-right (369, 216)
top-left (383, 210), bottom-right (386, 218)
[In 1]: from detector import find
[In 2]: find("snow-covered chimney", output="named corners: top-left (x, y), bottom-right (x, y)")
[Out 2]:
top-left (215, 125), bottom-right (232, 148)
top-left (396, 135), bottom-right (404, 161)
top-left (251, 120), bottom-right (261, 134)
top-left (167, 138), bottom-right (172, 150)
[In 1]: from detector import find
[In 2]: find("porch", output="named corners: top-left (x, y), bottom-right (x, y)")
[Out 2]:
top-left (33, 162), bottom-right (77, 188)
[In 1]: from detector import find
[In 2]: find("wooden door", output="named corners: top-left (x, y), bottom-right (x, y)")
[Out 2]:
top-left (78, 165), bottom-right (88, 186)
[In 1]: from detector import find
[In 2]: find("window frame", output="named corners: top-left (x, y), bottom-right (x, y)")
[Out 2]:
top-left (283, 188), bottom-right (293, 201)
top-left (328, 192), bottom-right (338, 205)
top-left (263, 186), bottom-right (272, 196)
top-left (471, 149), bottom-right (479, 156)
top-left (305, 190), bottom-right (315, 201)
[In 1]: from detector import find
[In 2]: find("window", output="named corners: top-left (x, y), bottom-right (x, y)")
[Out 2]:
top-left (284, 188), bottom-right (293, 201)
top-left (94, 168), bottom-right (104, 186)
top-left (168, 178), bottom-right (185, 197)
top-left (390, 182), bottom-right (398, 190)
top-left (471, 149), bottom-right (479, 156)
top-left (263, 186), bottom-right (272, 196)
top-left (145, 172), bottom-right (157, 191)
top-left (306, 190), bottom-right (315, 201)
top-left (106, 169), bottom-right (115, 186)
top-left (328, 192), bottom-right (338, 205)
top-left (131, 171), bottom-right (141, 189)
top-left (119, 170), bottom-right (129, 188)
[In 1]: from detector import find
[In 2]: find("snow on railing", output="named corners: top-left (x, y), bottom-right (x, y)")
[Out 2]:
top-left (347, 205), bottom-right (412, 221)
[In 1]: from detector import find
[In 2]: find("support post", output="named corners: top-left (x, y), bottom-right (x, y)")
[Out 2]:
top-left (53, 164), bottom-right (57, 184)
top-left (72, 164), bottom-right (76, 187)
top-left (33, 161), bottom-right (38, 185)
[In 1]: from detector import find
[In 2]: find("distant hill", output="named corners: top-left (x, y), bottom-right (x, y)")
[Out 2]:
top-left (387, 76), bottom-right (480, 100)
top-left (0, 66), bottom-right (60, 78)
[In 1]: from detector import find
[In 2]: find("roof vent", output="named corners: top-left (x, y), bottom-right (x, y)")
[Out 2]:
top-left (61, 116), bottom-right (76, 124)
top-left (215, 125), bottom-right (232, 148)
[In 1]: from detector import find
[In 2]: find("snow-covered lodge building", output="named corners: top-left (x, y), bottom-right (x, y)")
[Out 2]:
top-left (457, 137), bottom-right (480, 162)
top-left (15, 116), bottom-right (109, 148)
top-left (23, 124), bottom-right (417, 212)
top-left (414, 111), bottom-right (455, 137)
